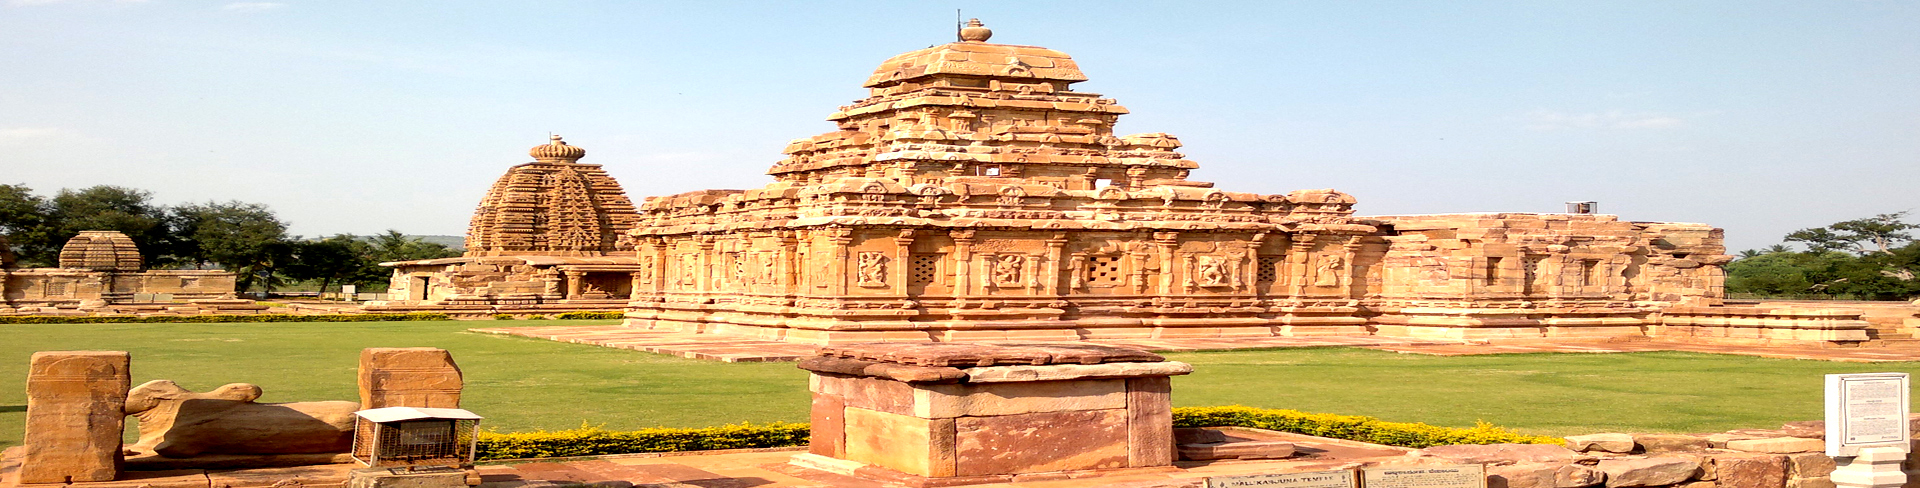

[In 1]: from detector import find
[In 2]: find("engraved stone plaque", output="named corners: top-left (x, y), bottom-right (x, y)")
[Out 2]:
top-left (1362, 465), bottom-right (1487, 488)
top-left (1826, 372), bottom-right (1911, 456)
top-left (1208, 468), bottom-right (1357, 488)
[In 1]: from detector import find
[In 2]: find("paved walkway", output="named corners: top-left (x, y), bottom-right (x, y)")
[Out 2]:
top-left (470, 325), bottom-right (1920, 363)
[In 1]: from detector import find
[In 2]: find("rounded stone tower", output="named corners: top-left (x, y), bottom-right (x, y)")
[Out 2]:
top-left (464, 135), bottom-right (639, 257)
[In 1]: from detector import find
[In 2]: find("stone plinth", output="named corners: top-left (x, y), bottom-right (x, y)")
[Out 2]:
top-left (21, 351), bottom-right (131, 484)
top-left (794, 343), bottom-right (1190, 485)
top-left (358, 348), bottom-right (462, 409)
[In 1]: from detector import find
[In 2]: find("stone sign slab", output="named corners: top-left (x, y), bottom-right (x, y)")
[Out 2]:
top-left (1362, 465), bottom-right (1488, 488)
top-left (1208, 468), bottom-right (1357, 488)
top-left (1826, 372), bottom-right (1911, 457)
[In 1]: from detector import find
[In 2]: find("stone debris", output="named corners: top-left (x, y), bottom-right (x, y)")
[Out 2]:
top-left (1725, 438), bottom-right (1825, 454)
top-left (1568, 434), bottom-right (1637, 454)
top-left (1597, 457), bottom-right (1701, 488)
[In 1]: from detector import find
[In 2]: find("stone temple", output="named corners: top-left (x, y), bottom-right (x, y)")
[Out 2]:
top-left (383, 21), bottom-right (1870, 345)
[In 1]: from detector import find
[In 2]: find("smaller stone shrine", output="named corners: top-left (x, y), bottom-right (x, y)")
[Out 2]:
top-left (792, 342), bottom-right (1191, 486)
top-left (370, 136), bottom-right (643, 318)
top-left (1, 231), bottom-right (247, 314)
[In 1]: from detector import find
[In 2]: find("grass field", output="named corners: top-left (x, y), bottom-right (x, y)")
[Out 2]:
top-left (5, 319), bottom-right (1919, 448)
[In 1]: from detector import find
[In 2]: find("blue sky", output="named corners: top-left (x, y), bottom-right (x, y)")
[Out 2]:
top-left (2, 1), bottom-right (1915, 252)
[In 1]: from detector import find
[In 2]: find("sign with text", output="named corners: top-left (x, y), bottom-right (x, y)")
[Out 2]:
top-left (1362, 465), bottom-right (1487, 488)
top-left (1827, 372), bottom-right (1911, 456)
top-left (1208, 468), bottom-right (1357, 488)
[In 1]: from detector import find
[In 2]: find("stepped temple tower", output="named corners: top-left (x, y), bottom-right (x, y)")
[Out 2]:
top-left (612, 21), bottom-right (1750, 344)
top-left (382, 22), bottom-right (1867, 345)
top-left (376, 136), bottom-right (644, 314)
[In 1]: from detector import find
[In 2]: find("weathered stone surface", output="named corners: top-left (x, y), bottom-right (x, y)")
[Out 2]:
top-left (961, 362), bottom-right (1194, 383)
top-left (1568, 433), bottom-right (1637, 453)
top-left (797, 358), bottom-right (967, 384)
top-left (65, 469), bottom-right (209, 488)
top-left (815, 375), bottom-right (917, 415)
top-left (1419, 443), bottom-right (1585, 465)
top-left (21, 350), bottom-right (130, 484)
top-left (842, 407), bottom-right (950, 477)
top-left (1598, 457), bottom-right (1700, 488)
top-left (917, 379), bottom-right (1126, 418)
top-left (1784, 453), bottom-right (1835, 478)
top-left (1176, 441), bottom-right (1295, 461)
top-left (205, 463), bottom-right (357, 488)
top-left (358, 347), bottom-right (462, 409)
top-left (808, 393), bottom-right (845, 457)
top-left (1636, 434), bottom-right (1711, 453)
top-left (1712, 454), bottom-right (1787, 488)
top-left (1726, 438), bottom-right (1823, 454)
top-left (1126, 376), bottom-right (1174, 468)
top-left (1779, 421), bottom-right (1825, 440)
top-left (124, 379), bottom-right (356, 458)
top-left (820, 343), bottom-right (1165, 368)
top-left (1173, 428), bottom-right (1228, 445)
top-left (1488, 462), bottom-right (1558, 488)
top-left (1556, 464), bottom-right (1605, 488)
top-left (953, 409), bottom-right (1128, 476)
top-left (1788, 477), bottom-right (1837, 488)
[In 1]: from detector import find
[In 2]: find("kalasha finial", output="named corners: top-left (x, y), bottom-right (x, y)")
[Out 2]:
top-left (959, 18), bottom-right (991, 43)
top-left (530, 134), bottom-right (586, 162)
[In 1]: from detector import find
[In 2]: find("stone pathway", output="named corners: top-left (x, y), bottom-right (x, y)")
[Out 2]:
top-left (470, 325), bottom-right (1920, 363)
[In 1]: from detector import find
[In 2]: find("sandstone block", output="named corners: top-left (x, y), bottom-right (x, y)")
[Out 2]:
top-left (21, 350), bottom-right (131, 484)
top-left (953, 409), bottom-right (1128, 476)
top-left (1176, 441), bottom-right (1295, 461)
top-left (1557, 464), bottom-right (1605, 488)
top-left (1488, 462), bottom-right (1557, 488)
top-left (1126, 376), bottom-right (1174, 468)
top-left (1726, 438), bottom-right (1823, 454)
top-left (1636, 434), bottom-right (1710, 453)
top-left (1599, 457), bottom-right (1701, 488)
top-left (1712, 454), bottom-right (1787, 488)
top-left (358, 348), bottom-right (462, 409)
top-left (1568, 433), bottom-right (1637, 453)
top-left (917, 379), bottom-right (1125, 418)
top-left (842, 407), bottom-right (952, 477)
top-left (960, 361), bottom-right (1193, 383)
top-left (1785, 453), bottom-right (1835, 478)
top-left (808, 393), bottom-right (845, 457)
top-left (125, 380), bottom-right (355, 457)
top-left (1789, 477), bottom-right (1837, 488)
top-left (1420, 443), bottom-right (1585, 464)
top-left (1173, 428), bottom-right (1229, 445)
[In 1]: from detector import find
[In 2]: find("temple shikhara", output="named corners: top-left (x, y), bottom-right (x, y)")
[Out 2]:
top-left (379, 21), bottom-right (1868, 345)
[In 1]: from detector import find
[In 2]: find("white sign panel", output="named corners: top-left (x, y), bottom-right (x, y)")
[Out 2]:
top-left (1826, 372), bottom-right (1911, 456)
top-left (1208, 468), bottom-right (1357, 488)
top-left (1362, 465), bottom-right (1487, 488)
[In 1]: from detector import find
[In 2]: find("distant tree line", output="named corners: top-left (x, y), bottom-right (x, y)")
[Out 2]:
top-left (1726, 212), bottom-right (1920, 301)
top-left (0, 184), bottom-right (461, 294)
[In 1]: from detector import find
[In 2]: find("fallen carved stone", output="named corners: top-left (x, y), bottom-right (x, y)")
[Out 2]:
top-left (125, 379), bottom-right (357, 458)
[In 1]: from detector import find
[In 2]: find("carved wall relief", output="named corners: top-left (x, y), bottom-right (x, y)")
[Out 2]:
top-left (856, 252), bottom-right (888, 288)
top-left (985, 254), bottom-right (1025, 289)
top-left (1313, 254), bottom-right (1345, 287)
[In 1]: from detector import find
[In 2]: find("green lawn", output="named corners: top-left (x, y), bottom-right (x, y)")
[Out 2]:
top-left (4, 319), bottom-right (1918, 448)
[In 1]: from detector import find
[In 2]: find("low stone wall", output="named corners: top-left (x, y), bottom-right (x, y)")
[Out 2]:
top-left (1655, 307), bottom-right (1872, 344)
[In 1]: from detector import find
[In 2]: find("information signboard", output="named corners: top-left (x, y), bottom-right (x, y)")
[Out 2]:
top-left (1826, 372), bottom-right (1911, 457)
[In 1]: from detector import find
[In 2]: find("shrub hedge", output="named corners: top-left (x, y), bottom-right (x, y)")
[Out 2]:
top-left (1172, 405), bottom-right (1561, 448)
top-left (555, 311), bottom-right (624, 320)
top-left (0, 312), bottom-right (450, 324)
top-left (476, 422), bottom-right (809, 460)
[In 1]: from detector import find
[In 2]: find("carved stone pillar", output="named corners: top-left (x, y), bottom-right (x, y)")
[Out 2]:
top-left (21, 351), bottom-right (129, 484)
top-left (828, 229), bottom-right (853, 296)
top-left (1043, 233), bottom-right (1067, 295)
top-left (563, 270), bottom-right (583, 299)
top-left (1153, 232), bottom-right (1179, 296)
top-left (1288, 234), bottom-right (1317, 297)
top-left (894, 230), bottom-right (915, 296)
top-left (696, 238), bottom-right (716, 292)
top-left (1340, 237), bottom-right (1362, 295)
top-left (951, 230), bottom-right (975, 297)
top-left (779, 231), bottom-right (800, 294)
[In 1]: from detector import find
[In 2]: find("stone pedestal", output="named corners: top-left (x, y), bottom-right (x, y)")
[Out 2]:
top-left (358, 348), bottom-right (462, 409)
top-left (1832, 447), bottom-right (1906, 488)
top-left (793, 343), bottom-right (1190, 485)
top-left (21, 351), bottom-right (132, 484)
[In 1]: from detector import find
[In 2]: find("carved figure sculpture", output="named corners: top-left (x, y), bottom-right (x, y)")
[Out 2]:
top-left (1196, 256), bottom-right (1229, 287)
top-left (856, 252), bottom-right (887, 287)
top-left (992, 254), bottom-right (1024, 286)
top-left (124, 380), bottom-right (357, 458)
top-left (1314, 254), bottom-right (1345, 287)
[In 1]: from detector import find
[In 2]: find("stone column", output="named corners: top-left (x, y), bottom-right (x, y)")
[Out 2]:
top-left (1153, 232), bottom-right (1179, 296)
top-left (696, 239), bottom-right (716, 292)
top-left (951, 230), bottom-right (975, 298)
top-left (779, 232), bottom-right (800, 294)
top-left (893, 230), bottom-right (915, 295)
top-left (21, 351), bottom-right (130, 484)
top-left (1043, 234), bottom-right (1067, 296)
top-left (828, 230), bottom-right (853, 297)
top-left (359, 347), bottom-right (462, 409)
top-left (563, 270), bottom-right (583, 299)
top-left (1340, 237), bottom-right (1362, 294)
top-left (1288, 234), bottom-right (1317, 297)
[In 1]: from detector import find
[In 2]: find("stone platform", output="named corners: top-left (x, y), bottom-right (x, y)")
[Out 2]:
top-left (472, 325), bottom-right (1920, 363)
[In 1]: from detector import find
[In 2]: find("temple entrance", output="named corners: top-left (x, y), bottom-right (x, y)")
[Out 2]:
top-left (579, 272), bottom-right (632, 299)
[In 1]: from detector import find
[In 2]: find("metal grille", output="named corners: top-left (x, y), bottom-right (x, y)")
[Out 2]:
top-left (352, 418), bottom-right (479, 467)
top-left (1087, 256), bottom-right (1123, 285)
top-left (909, 254), bottom-right (941, 285)
top-left (1256, 255), bottom-right (1283, 283)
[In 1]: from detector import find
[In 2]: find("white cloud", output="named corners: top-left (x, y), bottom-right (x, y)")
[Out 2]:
top-left (1524, 110), bottom-right (1685, 131)
top-left (0, 127), bottom-right (64, 143)
top-left (221, 2), bottom-right (284, 12)
top-left (8, 0), bottom-right (147, 5)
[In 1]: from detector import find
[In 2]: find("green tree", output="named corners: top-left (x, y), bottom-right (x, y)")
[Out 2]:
top-left (169, 201), bottom-right (292, 292)
top-left (0, 184), bottom-right (48, 266)
top-left (28, 186), bottom-right (171, 267)
top-left (1785, 212), bottom-right (1917, 255)
top-left (367, 230), bottom-right (462, 262)
top-left (1733, 212), bottom-right (1920, 301)
top-left (283, 235), bottom-right (381, 295)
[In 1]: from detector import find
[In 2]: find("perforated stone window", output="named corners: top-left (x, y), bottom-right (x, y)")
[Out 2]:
top-left (1256, 255), bottom-right (1283, 283)
top-left (910, 253), bottom-right (942, 285)
top-left (1087, 256), bottom-right (1123, 286)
